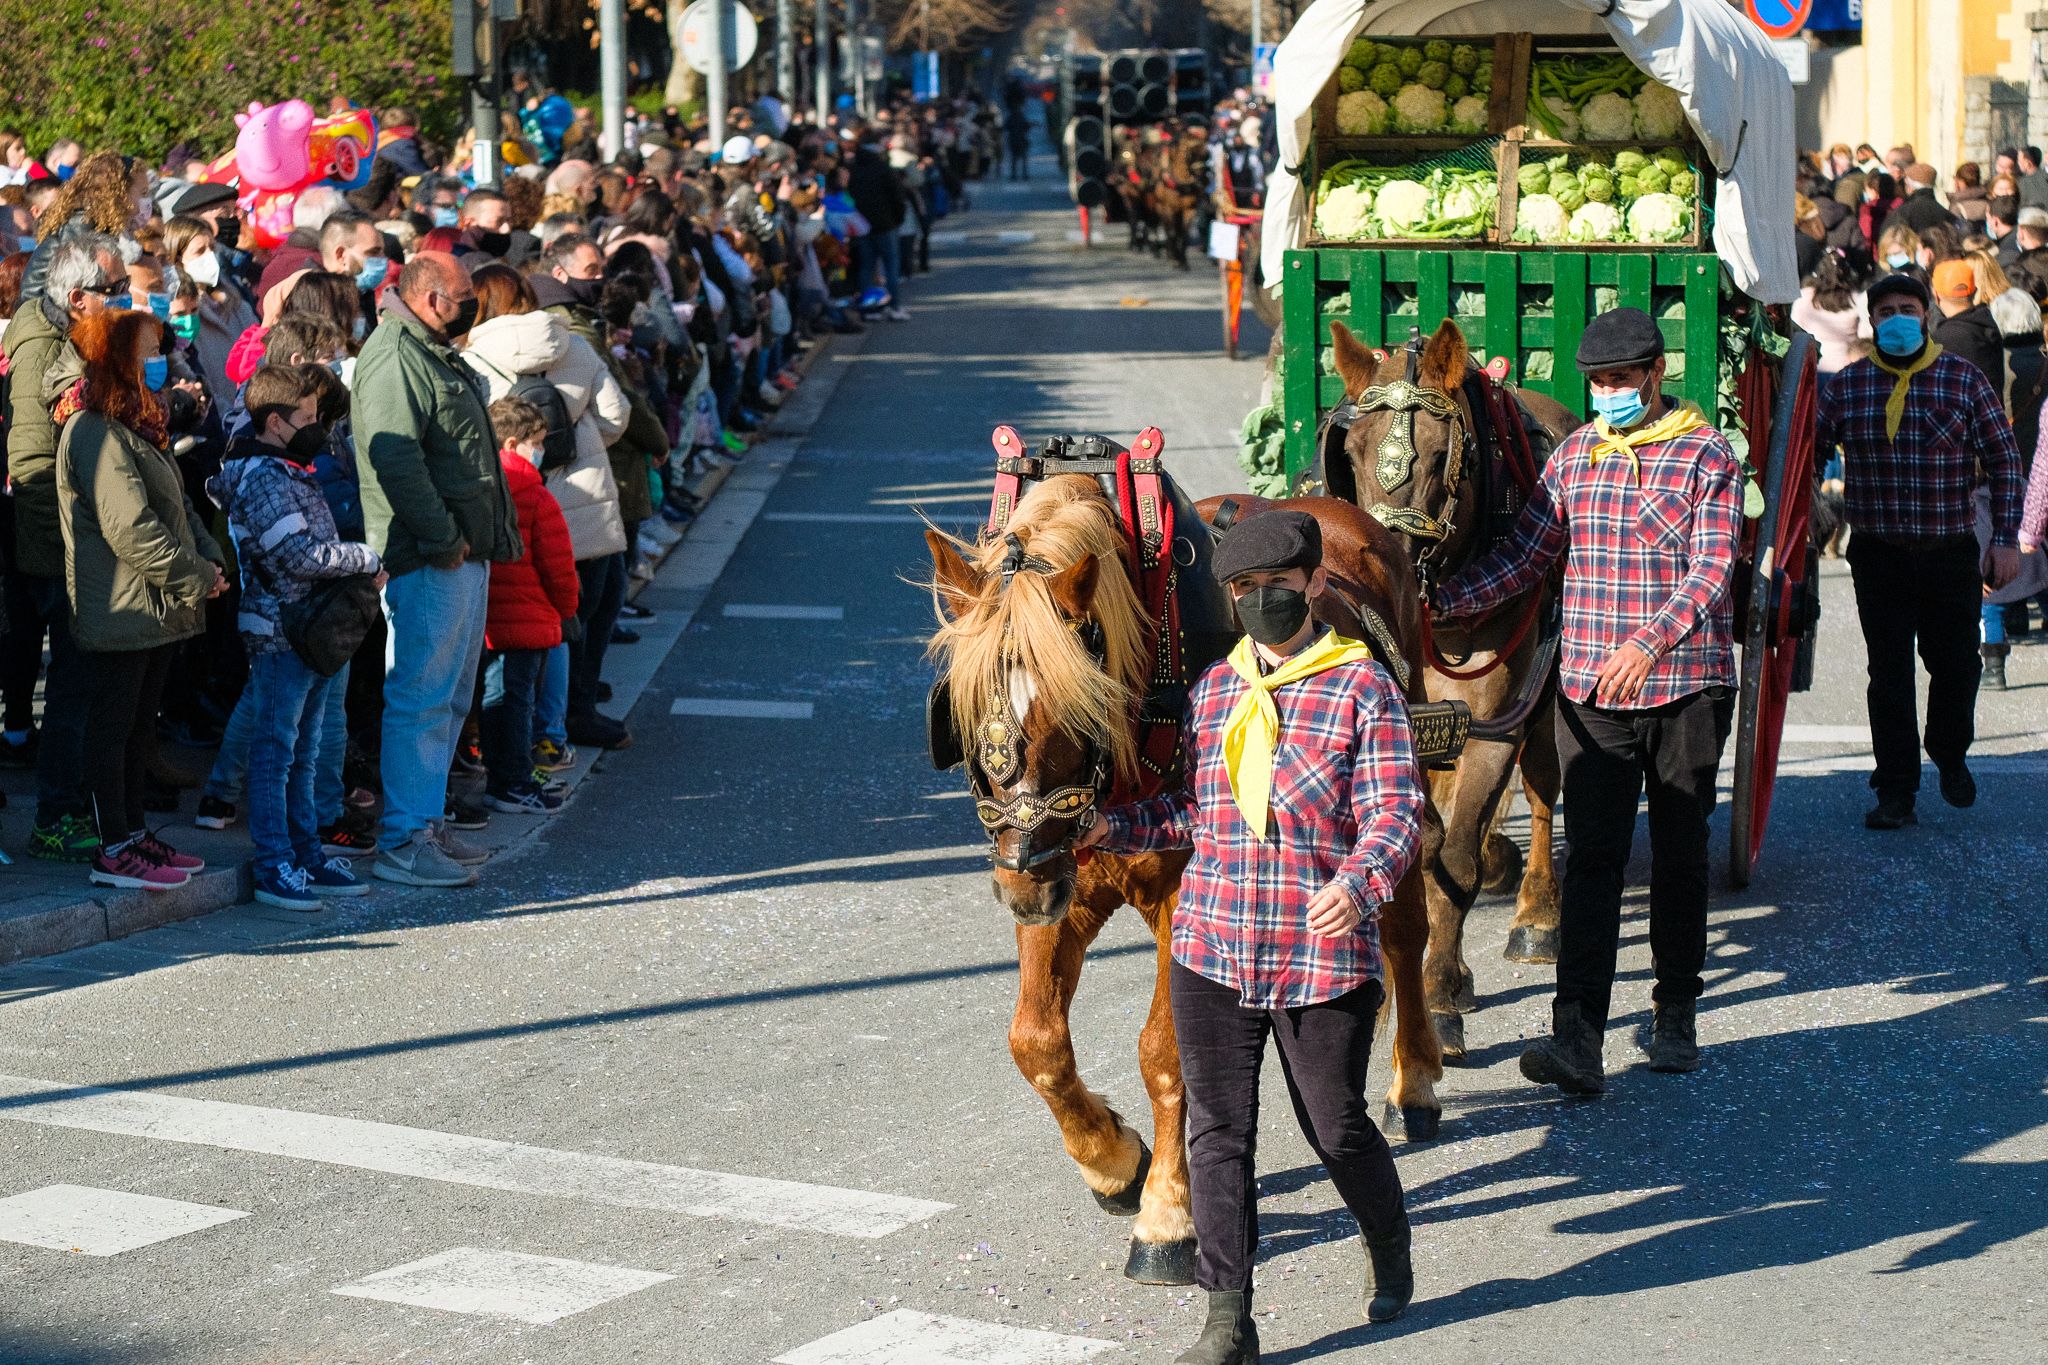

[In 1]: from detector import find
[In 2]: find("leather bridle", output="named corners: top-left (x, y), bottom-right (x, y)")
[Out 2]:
top-left (1350, 340), bottom-right (1475, 592)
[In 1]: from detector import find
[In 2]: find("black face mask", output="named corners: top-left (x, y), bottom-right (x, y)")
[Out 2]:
top-left (445, 295), bottom-right (479, 339)
top-left (1235, 586), bottom-right (1312, 649)
top-left (213, 217), bottom-right (240, 249)
top-left (475, 230), bottom-right (512, 257)
top-left (564, 275), bottom-right (602, 306)
top-left (285, 421), bottom-right (328, 460)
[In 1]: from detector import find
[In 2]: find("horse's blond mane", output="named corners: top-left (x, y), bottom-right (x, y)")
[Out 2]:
top-left (925, 476), bottom-right (1151, 784)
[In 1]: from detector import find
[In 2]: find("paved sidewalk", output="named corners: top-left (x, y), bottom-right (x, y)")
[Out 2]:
top-left (0, 329), bottom-right (860, 966)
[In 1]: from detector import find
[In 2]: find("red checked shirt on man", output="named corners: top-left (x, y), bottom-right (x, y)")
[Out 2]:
top-left (1432, 416), bottom-right (1744, 709)
top-left (1816, 352), bottom-right (2024, 543)
top-left (1093, 651), bottom-right (1423, 1009)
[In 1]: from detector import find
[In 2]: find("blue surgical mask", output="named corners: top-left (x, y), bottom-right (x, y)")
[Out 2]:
top-left (144, 292), bottom-right (170, 320)
top-left (352, 314), bottom-right (368, 343)
top-left (1875, 314), bottom-right (1924, 356)
top-left (354, 253), bottom-right (387, 292)
top-left (432, 206), bottom-right (459, 228)
top-left (16, 235), bottom-right (33, 254)
top-left (55, 163), bottom-right (75, 181)
top-left (1591, 386), bottom-right (1648, 428)
top-left (142, 355), bottom-right (168, 391)
top-left (1885, 252), bottom-right (1910, 270)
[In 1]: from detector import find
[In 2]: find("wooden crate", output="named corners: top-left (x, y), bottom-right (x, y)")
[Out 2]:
top-left (1304, 138), bottom-right (1506, 250)
top-left (1277, 246), bottom-right (1723, 485)
top-left (1308, 33), bottom-right (1521, 164)
top-left (1496, 139), bottom-right (1712, 250)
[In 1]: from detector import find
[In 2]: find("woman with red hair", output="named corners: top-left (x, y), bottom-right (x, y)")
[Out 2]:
top-left (53, 308), bottom-right (225, 890)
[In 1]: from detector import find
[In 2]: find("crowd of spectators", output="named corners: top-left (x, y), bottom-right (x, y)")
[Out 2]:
top-left (0, 86), bottom-right (1003, 901)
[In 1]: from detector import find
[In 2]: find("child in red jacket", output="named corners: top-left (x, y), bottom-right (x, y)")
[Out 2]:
top-left (482, 397), bottom-right (581, 813)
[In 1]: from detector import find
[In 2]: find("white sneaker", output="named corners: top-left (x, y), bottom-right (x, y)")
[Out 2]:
top-left (642, 519), bottom-right (682, 549)
top-left (628, 556), bottom-right (656, 584)
top-left (636, 531), bottom-right (667, 559)
top-left (755, 382), bottom-right (785, 408)
top-left (884, 306), bottom-right (911, 322)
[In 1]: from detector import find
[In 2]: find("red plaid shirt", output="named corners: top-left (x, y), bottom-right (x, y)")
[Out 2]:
top-left (1815, 352), bottom-right (2023, 544)
top-left (1433, 417), bottom-right (1743, 709)
top-left (1095, 647), bottom-right (1423, 1009)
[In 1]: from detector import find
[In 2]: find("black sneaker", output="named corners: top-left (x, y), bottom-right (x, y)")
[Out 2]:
top-left (566, 712), bottom-right (632, 750)
top-left (319, 816), bottom-right (380, 856)
top-left (194, 795), bottom-right (239, 830)
top-left (1937, 764), bottom-right (1976, 809)
top-left (1864, 794), bottom-right (1918, 829)
top-left (1644, 1000), bottom-right (1700, 1073)
top-left (444, 796), bottom-right (491, 831)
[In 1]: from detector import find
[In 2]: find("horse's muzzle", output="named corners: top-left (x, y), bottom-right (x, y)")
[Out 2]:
top-left (993, 866), bottom-right (1076, 926)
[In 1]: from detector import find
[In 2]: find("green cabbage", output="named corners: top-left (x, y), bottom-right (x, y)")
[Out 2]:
top-left (1450, 44), bottom-right (1482, 76)
top-left (1443, 73), bottom-right (1469, 101)
top-left (1517, 163), bottom-right (1551, 196)
top-left (1416, 60), bottom-right (1450, 92)
top-left (1582, 175), bottom-right (1615, 203)
top-left (1339, 66), bottom-right (1366, 94)
top-left (1368, 62), bottom-right (1405, 98)
top-left (1617, 172), bottom-right (1641, 200)
top-left (1423, 39), bottom-right (1453, 64)
top-left (1635, 164), bottom-right (1669, 195)
top-left (1653, 147), bottom-right (1688, 177)
top-left (1613, 149), bottom-right (1649, 175)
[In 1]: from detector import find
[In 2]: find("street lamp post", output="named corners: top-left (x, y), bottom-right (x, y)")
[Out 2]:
top-left (815, 0), bottom-right (832, 122)
top-left (600, 0), bottom-right (626, 158)
top-left (707, 0), bottom-right (729, 149)
top-left (777, 0), bottom-right (797, 108)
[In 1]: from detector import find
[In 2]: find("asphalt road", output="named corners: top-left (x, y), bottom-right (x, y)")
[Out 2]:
top-left (1, 162), bottom-right (2043, 1365)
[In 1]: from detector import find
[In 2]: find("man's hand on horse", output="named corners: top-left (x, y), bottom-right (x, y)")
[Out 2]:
top-left (1305, 883), bottom-right (1363, 938)
top-left (1986, 544), bottom-right (2022, 590)
top-left (1075, 818), bottom-right (1109, 851)
top-left (1593, 639), bottom-right (1658, 706)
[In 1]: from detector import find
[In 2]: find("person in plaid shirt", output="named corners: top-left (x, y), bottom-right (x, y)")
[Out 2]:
top-left (1815, 272), bottom-right (2025, 831)
top-left (1434, 307), bottom-right (1741, 1094)
top-left (1078, 509), bottom-right (1423, 1364)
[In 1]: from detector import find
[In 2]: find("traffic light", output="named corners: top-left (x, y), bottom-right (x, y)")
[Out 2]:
top-left (1174, 49), bottom-right (1210, 119)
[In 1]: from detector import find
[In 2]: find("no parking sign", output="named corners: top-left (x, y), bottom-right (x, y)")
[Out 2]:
top-left (1745, 0), bottom-right (1813, 39)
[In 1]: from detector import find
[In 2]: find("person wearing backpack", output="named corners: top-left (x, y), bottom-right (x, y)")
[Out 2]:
top-left (211, 363), bottom-right (384, 910)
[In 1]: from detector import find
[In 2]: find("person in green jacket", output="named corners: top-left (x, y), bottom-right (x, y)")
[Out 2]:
top-left (349, 250), bottom-right (520, 888)
top-left (52, 308), bottom-right (225, 891)
top-left (0, 230), bottom-right (127, 863)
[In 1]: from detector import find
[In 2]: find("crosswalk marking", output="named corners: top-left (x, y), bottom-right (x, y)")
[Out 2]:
top-left (331, 1246), bottom-right (672, 1324)
top-left (0, 1184), bottom-right (247, 1256)
top-left (723, 604), bottom-right (846, 621)
top-left (669, 697), bottom-right (816, 720)
top-left (1779, 724), bottom-right (1875, 743)
top-left (0, 1074), bottom-right (952, 1239)
top-left (775, 1308), bottom-right (1115, 1364)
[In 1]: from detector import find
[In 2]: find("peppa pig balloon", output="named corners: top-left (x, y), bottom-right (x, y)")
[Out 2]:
top-left (195, 99), bottom-right (378, 248)
top-left (234, 99), bottom-right (316, 191)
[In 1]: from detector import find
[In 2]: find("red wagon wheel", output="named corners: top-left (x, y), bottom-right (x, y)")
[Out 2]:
top-left (1729, 331), bottom-right (1821, 889)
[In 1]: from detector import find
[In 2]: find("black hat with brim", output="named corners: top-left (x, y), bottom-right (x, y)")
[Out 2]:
top-left (1574, 305), bottom-right (1666, 373)
top-left (167, 181), bottom-right (237, 218)
top-left (1866, 271), bottom-right (1932, 312)
top-left (1212, 508), bottom-right (1322, 583)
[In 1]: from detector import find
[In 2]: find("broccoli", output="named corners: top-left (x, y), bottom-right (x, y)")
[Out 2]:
top-left (1339, 66), bottom-right (1366, 94)
top-left (1443, 73), bottom-right (1468, 101)
top-left (1450, 44), bottom-right (1482, 76)
top-left (1416, 60), bottom-right (1450, 92)
top-left (1668, 169), bottom-right (1698, 199)
top-left (1345, 38), bottom-right (1376, 69)
top-left (1472, 63), bottom-right (1492, 94)
top-left (1423, 39), bottom-right (1453, 64)
top-left (1395, 46), bottom-right (1423, 77)
top-left (1517, 162), bottom-right (1552, 196)
top-left (1368, 62), bottom-right (1405, 98)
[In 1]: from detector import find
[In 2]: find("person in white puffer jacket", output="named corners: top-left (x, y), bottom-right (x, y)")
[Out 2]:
top-left (462, 264), bottom-right (637, 751)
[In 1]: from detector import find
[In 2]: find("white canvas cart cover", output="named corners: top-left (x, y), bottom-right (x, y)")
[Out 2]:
top-left (1261, 0), bottom-right (1799, 304)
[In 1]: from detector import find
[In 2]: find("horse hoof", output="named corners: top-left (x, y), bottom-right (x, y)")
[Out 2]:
top-left (1382, 1102), bottom-right (1443, 1143)
top-left (1091, 1139), bottom-right (1152, 1217)
top-left (1504, 925), bottom-right (1560, 964)
top-left (1124, 1235), bottom-right (1199, 1285)
top-left (1431, 1010), bottom-right (1468, 1064)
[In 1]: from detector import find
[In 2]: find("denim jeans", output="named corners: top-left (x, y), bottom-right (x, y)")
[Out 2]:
top-left (870, 230), bottom-right (903, 304)
top-left (480, 649), bottom-right (545, 793)
top-left (380, 562), bottom-right (489, 845)
top-left (210, 657), bottom-right (350, 826)
top-left (536, 642), bottom-right (569, 746)
top-left (1982, 600), bottom-right (2008, 646)
top-left (244, 650), bottom-right (330, 873)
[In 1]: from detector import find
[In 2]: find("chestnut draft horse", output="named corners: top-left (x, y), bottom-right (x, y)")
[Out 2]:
top-left (1324, 318), bottom-right (1577, 1060)
top-left (923, 472), bottom-right (1444, 1286)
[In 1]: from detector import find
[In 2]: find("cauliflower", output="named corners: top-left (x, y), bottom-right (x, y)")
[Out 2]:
top-left (1316, 182), bottom-right (1378, 240)
top-left (1345, 38), bottom-right (1377, 69)
top-left (1612, 149), bottom-right (1649, 175)
top-left (1440, 181), bottom-right (1489, 222)
top-left (1336, 89), bottom-right (1391, 136)
top-left (1448, 95), bottom-right (1488, 134)
top-left (1580, 91), bottom-right (1636, 142)
top-left (1443, 73), bottom-right (1468, 101)
top-left (1368, 62), bottom-right (1405, 98)
top-left (1423, 39), bottom-right (1453, 64)
top-left (1339, 66), bottom-right (1366, 94)
top-left (1517, 162), bottom-right (1552, 196)
top-left (1634, 82), bottom-right (1686, 141)
top-left (1416, 60), bottom-right (1450, 92)
top-left (1515, 193), bottom-right (1569, 242)
top-left (1635, 164), bottom-right (1670, 195)
top-left (1668, 169), bottom-right (1698, 200)
top-left (1390, 83), bottom-right (1447, 133)
top-left (1395, 46), bottom-right (1423, 77)
top-left (1627, 191), bottom-right (1691, 243)
top-left (1535, 95), bottom-right (1579, 142)
top-left (1450, 44), bottom-right (1482, 76)
top-left (1567, 201), bottom-right (1625, 242)
top-left (1373, 179), bottom-right (1433, 231)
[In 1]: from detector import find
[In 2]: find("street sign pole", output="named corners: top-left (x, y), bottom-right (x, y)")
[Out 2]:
top-left (815, 0), bottom-right (831, 120)
top-left (849, 0), bottom-right (867, 116)
top-left (707, 0), bottom-right (729, 149)
top-left (600, 0), bottom-right (626, 158)
top-left (777, 0), bottom-right (797, 108)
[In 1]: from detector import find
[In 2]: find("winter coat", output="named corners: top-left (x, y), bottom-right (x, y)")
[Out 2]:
top-left (352, 294), bottom-right (521, 576)
top-left (1933, 303), bottom-right (2007, 393)
top-left (1, 295), bottom-right (78, 578)
top-left (1887, 188), bottom-right (1956, 238)
top-left (461, 309), bottom-right (629, 562)
top-left (208, 435), bottom-right (381, 655)
top-left (488, 452), bottom-right (580, 651)
top-left (54, 408), bottom-right (217, 652)
top-left (257, 229), bottom-right (322, 302)
top-left (193, 286), bottom-right (260, 414)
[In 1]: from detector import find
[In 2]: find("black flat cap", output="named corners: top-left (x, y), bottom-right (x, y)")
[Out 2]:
top-left (1212, 508), bottom-right (1322, 583)
top-left (167, 180), bottom-right (237, 217)
top-left (1866, 271), bottom-right (1931, 311)
top-left (1575, 306), bottom-right (1665, 373)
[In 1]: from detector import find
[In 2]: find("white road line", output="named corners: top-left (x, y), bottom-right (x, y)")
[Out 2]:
top-left (0, 1074), bottom-right (951, 1239)
top-left (929, 230), bottom-right (969, 246)
top-left (995, 230), bottom-right (1039, 244)
top-left (775, 1309), bottom-right (1115, 1364)
top-left (0, 1184), bottom-right (247, 1256)
top-left (1779, 724), bottom-right (1876, 743)
top-left (723, 604), bottom-right (846, 621)
top-left (669, 698), bottom-right (816, 720)
top-left (332, 1247), bottom-right (672, 1324)
top-left (764, 511), bottom-right (936, 525)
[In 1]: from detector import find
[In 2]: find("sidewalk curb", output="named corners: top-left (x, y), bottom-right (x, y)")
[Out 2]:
top-left (0, 330), bottom-right (861, 968)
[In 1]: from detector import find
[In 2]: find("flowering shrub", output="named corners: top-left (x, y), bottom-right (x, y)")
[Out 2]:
top-left (0, 2), bottom-right (458, 162)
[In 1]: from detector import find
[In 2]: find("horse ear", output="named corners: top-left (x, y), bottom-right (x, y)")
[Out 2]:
top-left (1046, 553), bottom-right (1100, 620)
top-left (1329, 321), bottom-right (1379, 399)
top-left (925, 530), bottom-right (982, 620)
top-left (1419, 318), bottom-right (1470, 393)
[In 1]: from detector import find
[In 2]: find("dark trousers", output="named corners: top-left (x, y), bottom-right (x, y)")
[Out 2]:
top-left (26, 574), bottom-right (90, 822)
top-left (80, 644), bottom-right (174, 842)
top-left (568, 552), bottom-right (625, 719)
top-left (1170, 959), bottom-right (1403, 1292)
top-left (1554, 690), bottom-right (1733, 1031)
top-left (0, 501), bottom-right (44, 733)
top-left (480, 648), bottom-right (545, 793)
top-left (1845, 532), bottom-right (1982, 797)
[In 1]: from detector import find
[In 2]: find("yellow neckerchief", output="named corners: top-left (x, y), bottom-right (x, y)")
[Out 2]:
top-left (1220, 630), bottom-right (1374, 838)
top-left (1589, 401), bottom-right (1710, 481)
top-left (1868, 341), bottom-right (1946, 440)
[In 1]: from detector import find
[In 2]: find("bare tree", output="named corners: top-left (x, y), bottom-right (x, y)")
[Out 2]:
top-left (874, 0), bottom-right (1015, 53)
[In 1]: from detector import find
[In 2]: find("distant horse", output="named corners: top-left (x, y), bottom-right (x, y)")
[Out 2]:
top-left (923, 472), bottom-right (1444, 1285)
top-left (1325, 319), bottom-right (1575, 1060)
top-left (1142, 126), bottom-right (1210, 271)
